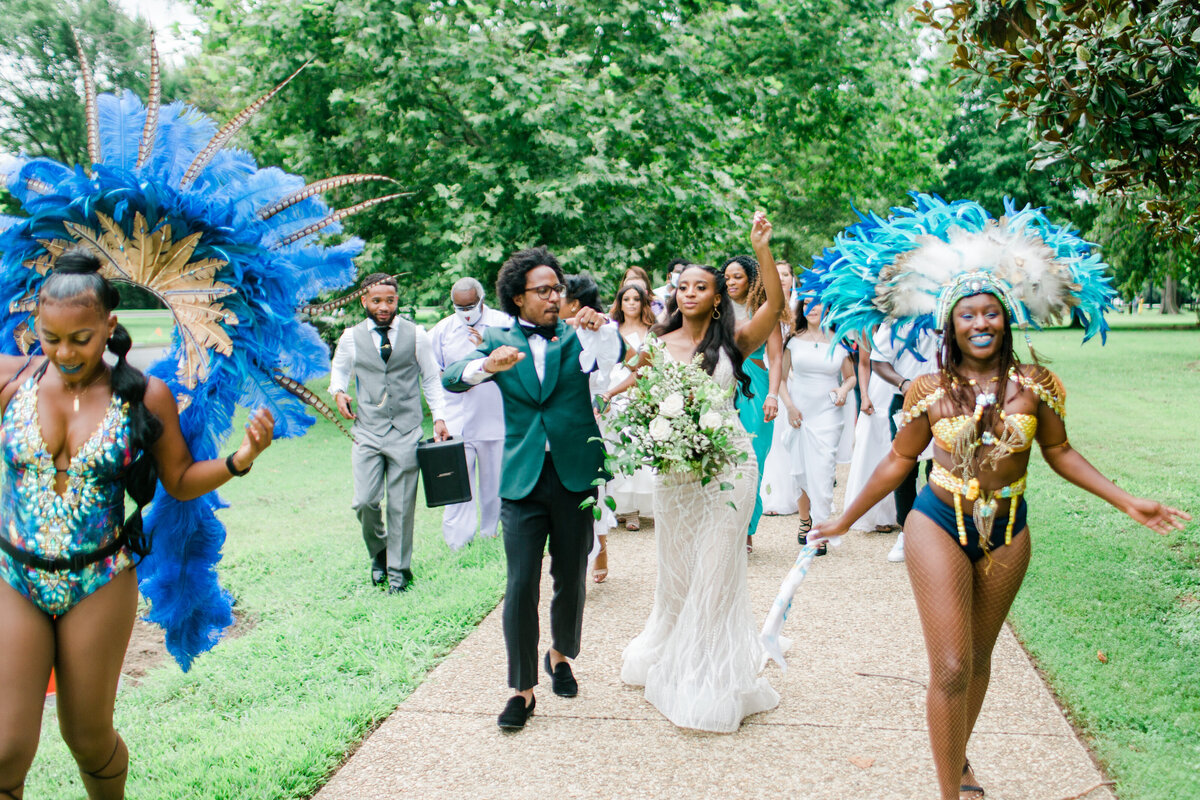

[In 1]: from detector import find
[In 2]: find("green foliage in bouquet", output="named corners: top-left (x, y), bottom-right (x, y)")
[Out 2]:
top-left (583, 337), bottom-right (749, 519)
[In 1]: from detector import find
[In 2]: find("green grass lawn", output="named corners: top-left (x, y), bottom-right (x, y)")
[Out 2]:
top-left (22, 313), bottom-right (1200, 799)
top-left (1011, 313), bottom-right (1200, 800)
top-left (27, 410), bottom-right (505, 799)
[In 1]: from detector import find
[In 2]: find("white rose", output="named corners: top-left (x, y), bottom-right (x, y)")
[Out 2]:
top-left (649, 415), bottom-right (673, 441)
top-left (659, 393), bottom-right (685, 418)
top-left (699, 410), bottom-right (723, 430)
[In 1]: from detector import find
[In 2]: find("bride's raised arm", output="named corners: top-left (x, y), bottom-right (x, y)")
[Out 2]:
top-left (734, 211), bottom-right (785, 356)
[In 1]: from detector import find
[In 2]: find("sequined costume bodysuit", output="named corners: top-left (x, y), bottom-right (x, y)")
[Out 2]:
top-left (0, 366), bottom-right (134, 615)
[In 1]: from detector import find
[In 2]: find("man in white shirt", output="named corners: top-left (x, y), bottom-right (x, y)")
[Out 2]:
top-left (870, 321), bottom-right (941, 563)
top-left (428, 277), bottom-right (510, 550)
top-left (330, 273), bottom-right (449, 593)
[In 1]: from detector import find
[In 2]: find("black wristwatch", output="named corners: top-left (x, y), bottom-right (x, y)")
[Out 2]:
top-left (225, 453), bottom-right (252, 477)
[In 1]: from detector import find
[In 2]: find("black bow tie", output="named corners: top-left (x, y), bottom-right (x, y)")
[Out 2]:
top-left (522, 323), bottom-right (558, 340)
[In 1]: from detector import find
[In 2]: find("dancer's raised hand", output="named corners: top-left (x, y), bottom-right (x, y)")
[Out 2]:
top-left (751, 210), bottom-right (772, 251)
top-left (231, 407), bottom-right (275, 471)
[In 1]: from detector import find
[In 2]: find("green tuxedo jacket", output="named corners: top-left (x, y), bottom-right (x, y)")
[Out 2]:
top-left (442, 320), bottom-right (611, 500)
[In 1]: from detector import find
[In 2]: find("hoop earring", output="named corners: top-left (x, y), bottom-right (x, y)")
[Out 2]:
top-left (712, 307), bottom-right (721, 320)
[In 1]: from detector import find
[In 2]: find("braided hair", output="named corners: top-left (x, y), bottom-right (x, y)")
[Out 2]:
top-left (721, 254), bottom-right (766, 314)
top-left (38, 249), bottom-right (163, 558)
top-left (651, 264), bottom-right (753, 399)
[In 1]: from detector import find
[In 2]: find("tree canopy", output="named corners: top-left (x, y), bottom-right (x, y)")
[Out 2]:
top-left (190, 0), bottom-right (950, 302)
top-left (914, 0), bottom-right (1200, 257)
top-left (0, 0), bottom-right (190, 167)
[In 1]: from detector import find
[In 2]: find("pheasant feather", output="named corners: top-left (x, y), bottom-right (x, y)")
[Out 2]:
top-left (273, 371), bottom-right (356, 443)
top-left (181, 61), bottom-right (310, 187)
top-left (71, 29), bottom-right (100, 167)
top-left (273, 193), bottom-right (408, 248)
top-left (136, 34), bottom-right (161, 169)
top-left (257, 174), bottom-right (400, 220)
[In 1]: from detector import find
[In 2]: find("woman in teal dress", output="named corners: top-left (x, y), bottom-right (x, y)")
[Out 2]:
top-left (722, 255), bottom-right (786, 552)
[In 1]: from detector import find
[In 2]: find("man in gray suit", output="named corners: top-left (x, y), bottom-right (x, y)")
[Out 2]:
top-left (331, 273), bottom-right (449, 593)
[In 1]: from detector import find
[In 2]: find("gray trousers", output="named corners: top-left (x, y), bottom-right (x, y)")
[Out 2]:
top-left (352, 425), bottom-right (422, 584)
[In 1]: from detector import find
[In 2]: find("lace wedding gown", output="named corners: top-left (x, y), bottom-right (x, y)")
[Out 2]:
top-left (621, 351), bottom-right (779, 732)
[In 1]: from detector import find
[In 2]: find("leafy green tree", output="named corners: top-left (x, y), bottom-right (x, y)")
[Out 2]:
top-left (0, 0), bottom-right (190, 166)
top-left (913, 0), bottom-right (1200, 254)
top-left (1090, 197), bottom-right (1198, 315)
top-left (935, 97), bottom-right (1085, 218)
top-left (191, 0), bottom-right (949, 301)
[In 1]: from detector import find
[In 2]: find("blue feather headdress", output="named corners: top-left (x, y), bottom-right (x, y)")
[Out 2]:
top-left (0, 37), bottom-right (401, 669)
top-left (800, 193), bottom-right (1116, 354)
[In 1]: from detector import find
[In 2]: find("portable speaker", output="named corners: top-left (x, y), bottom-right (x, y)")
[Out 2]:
top-left (416, 437), bottom-right (472, 507)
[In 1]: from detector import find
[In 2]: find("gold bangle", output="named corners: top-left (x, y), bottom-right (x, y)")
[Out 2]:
top-left (1042, 438), bottom-right (1071, 451)
top-left (891, 445), bottom-right (918, 461)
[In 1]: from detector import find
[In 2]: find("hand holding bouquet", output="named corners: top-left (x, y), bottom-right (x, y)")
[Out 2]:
top-left (601, 336), bottom-right (747, 487)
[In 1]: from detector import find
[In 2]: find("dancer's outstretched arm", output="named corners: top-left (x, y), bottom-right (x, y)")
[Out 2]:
top-left (148, 378), bottom-right (274, 501)
top-left (1035, 380), bottom-right (1190, 534)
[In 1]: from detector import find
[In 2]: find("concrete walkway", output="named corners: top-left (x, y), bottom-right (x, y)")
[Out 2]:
top-left (315, 479), bottom-right (1114, 800)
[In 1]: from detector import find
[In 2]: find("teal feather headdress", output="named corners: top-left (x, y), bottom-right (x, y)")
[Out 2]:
top-left (801, 193), bottom-right (1116, 353)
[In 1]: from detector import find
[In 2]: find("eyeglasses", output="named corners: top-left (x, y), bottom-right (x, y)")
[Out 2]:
top-left (522, 283), bottom-right (566, 300)
top-left (453, 301), bottom-right (480, 311)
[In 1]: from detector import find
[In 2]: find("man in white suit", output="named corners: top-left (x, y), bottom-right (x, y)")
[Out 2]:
top-left (428, 277), bottom-right (510, 550)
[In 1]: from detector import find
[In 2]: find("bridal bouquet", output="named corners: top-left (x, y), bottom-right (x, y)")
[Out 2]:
top-left (599, 337), bottom-right (748, 492)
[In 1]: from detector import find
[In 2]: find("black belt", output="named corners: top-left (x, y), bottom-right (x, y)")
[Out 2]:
top-left (0, 533), bottom-right (126, 572)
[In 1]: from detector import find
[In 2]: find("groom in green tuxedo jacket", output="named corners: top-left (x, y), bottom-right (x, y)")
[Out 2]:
top-left (443, 246), bottom-right (621, 730)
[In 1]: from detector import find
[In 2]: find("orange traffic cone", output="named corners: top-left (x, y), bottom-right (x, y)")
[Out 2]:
top-left (46, 668), bottom-right (56, 697)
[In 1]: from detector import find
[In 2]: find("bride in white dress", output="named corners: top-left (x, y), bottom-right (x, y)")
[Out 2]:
top-left (604, 213), bottom-right (786, 732)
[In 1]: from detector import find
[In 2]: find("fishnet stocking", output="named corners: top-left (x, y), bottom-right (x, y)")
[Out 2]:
top-left (0, 569), bottom-right (136, 800)
top-left (0, 583), bottom-right (53, 800)
top-left (905, 511), bottom-right (1031, 799)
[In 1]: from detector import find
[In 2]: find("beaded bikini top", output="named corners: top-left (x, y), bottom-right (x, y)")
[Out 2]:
top-left (901, 367), bottom-right (1066, 455)
top-left (899, 366), bottom-right (1066, 551)
top-left (1, 369), bottom-right (134, 560)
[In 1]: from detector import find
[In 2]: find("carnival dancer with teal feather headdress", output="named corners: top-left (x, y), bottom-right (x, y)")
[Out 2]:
top-left (0, 34), bottom-right (403, 797)
top-left (802, 193), bottom-right (1191, 800)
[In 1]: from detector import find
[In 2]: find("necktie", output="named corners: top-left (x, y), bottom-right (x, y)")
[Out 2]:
top-left (376, 324), bottom-right (392, 363)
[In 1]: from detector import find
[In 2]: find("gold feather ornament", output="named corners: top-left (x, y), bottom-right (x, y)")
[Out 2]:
top-left (63, 212), bottom-right (237, 388)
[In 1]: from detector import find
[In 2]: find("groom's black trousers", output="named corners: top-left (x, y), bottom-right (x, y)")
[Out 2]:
top-left (500, 451), bottom-right (597, 691)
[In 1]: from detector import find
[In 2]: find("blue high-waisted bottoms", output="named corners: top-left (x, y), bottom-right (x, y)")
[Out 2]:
top-left (910, 485), bottom-right (1027, 563)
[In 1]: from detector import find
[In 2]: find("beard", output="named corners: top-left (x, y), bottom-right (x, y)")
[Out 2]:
top-left (368, 308), bottom-right (395, 327)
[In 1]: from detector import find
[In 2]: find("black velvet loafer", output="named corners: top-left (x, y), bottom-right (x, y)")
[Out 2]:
top-left (497, 695), bottom-right (535, 730)
top-left (544, 652), bottom-right (578, 697)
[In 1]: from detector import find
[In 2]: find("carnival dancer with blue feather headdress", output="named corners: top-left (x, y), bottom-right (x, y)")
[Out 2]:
top-left (805, 193), bottom-right (1190, 800)
top-left (0, 34), bottom-right (402, 798)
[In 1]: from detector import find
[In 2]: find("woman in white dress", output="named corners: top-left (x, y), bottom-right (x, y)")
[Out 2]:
top-left (603, 212), bottom-right (785, 732)
top-left (760, 261), bottom-right (800, 515)
top-left (843, 329), bottom-right (900, 533)
top-left (606, 284), bottom-right (658, 535)
top-left (778, 299), bottom-right (855, 552)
